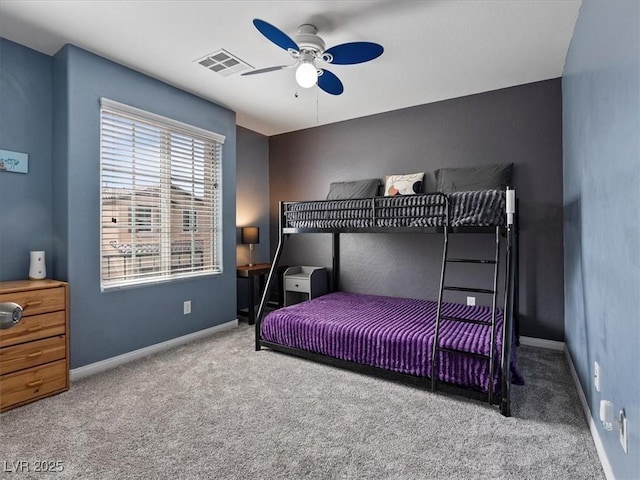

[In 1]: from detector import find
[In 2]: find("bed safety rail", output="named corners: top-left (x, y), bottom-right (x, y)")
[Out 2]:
top-left (281, 192), bottom-right (450, 232)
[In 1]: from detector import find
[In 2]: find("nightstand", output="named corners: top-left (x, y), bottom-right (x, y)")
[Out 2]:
top-left (283, 266), bottom-right (327, 306)
top-left (236, 264), bottom-right (270, 325)
top-left (236, 264), bottom-right (289, 324)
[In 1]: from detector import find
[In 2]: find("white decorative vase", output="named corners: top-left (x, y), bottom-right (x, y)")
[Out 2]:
top-left (29, 251), bottom-right (46, 280)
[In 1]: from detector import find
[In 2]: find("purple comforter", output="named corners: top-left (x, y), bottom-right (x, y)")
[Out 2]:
top-left (261, 292), bottom-right (524, 393)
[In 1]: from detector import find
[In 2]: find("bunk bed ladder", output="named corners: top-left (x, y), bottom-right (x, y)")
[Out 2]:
top-left (255, 202), bottom-right (288, 351)
top-left (430, 226), bottom-right (449, 392)
top-left (431, 226), bottom-right (501, 405)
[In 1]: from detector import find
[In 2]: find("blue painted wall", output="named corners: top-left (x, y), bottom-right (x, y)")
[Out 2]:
top-left (0, 38), bottom-right (53, 281)
top-left (52, 45), bottom-right (69, 283)
top-left (236, 126), bottom-right (270, 310)
top-left (52, 45), bottom-right (237, 368)
top-left (563, 1), bottom-right (640, 477)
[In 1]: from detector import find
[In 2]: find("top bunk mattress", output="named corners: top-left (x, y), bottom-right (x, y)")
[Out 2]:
top-left (261, 292), bottom-right (523, 393)
top-left (284, 189), bottom-right (506, 229)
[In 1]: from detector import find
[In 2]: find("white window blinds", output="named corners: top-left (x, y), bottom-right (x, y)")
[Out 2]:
top-left (99, 98), bottom-right (224, 290)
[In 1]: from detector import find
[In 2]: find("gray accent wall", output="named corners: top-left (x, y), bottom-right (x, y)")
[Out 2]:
top-left (52, 44), bottom-right (237, 368)
top-left (563, 1), bottom-right (639, 477)
top-left (0, 38), bottom-right (53, 281)
top-left (236, 126), bottom-right (269, 309)
top-left (270, 79), bottom-right (564, 340)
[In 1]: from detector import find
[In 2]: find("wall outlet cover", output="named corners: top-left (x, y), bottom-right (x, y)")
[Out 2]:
top-left (183, 300), bottom-right (191, 315)
top-left (466, 296), bottom-right (476, 306)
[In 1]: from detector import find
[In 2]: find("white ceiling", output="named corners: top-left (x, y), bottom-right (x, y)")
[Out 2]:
top-left (0, 0), bottom-right (580, 136)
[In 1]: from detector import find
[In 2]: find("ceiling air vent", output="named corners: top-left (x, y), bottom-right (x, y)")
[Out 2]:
top-left (195, 49), bottom-right (253, 77)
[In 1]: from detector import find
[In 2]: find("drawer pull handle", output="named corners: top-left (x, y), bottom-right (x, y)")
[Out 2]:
top-left (295, 284), bottom-right (299, 287)
top-left (23, 300), bottom-right (43, 310)
top-left (26, 379), bottom-right (43, 388)
top-left (26, 325), bottom-right (43, 333)
top-left (27, 351), bottom-right (44, 358)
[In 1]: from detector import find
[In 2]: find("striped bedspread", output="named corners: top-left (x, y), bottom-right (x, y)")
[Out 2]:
top-left (284, 189), bottom-right (506, 229)
top-left (261, 292), bottom-right (524, 393)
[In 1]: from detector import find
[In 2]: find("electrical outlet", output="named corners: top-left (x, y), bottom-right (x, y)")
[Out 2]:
top-left (466, 296), bottom-right (476, 306)
top-left (183, 300), bottom-right (191, 315)
top-left (620, 409), bottom-right (628, 454)
top-left (594, 361), bottom-right (600, 392)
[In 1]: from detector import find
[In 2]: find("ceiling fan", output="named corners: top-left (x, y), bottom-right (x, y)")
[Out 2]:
top-left (241, 18), bottom-right (384, 95)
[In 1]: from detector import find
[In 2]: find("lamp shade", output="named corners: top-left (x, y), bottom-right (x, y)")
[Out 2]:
top-left (241, 226), bottom-right (260, 245)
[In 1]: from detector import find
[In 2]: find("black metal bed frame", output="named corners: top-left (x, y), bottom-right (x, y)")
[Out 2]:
top-left (254, 190), bottom-right (519, 416)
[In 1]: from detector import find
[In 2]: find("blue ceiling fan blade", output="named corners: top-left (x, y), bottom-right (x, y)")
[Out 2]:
top-left (323, 42), bottom-right (384, 65)
top-left (317, 69), bottom-right (344, 95)
top-left (241, 65), bottom-right (291, 76)
top-left (253, 19), bottom-right (299, 52)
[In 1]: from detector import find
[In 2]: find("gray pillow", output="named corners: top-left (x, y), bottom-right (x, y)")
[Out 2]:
top-left (326, 179), bottom-right (381, 200)
top-left (435, 163), bottom-right (513, 194)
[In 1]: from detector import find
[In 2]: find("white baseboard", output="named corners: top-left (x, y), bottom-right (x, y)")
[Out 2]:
top-left (519, 335), bottom-right (565, 351)
top-left (70, 319), bottom-right (238, 381)
top-left (564, 345), bottom-right (615, 480)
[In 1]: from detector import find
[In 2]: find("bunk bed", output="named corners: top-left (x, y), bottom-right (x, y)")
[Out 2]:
top-left (254, 187), bottom-right (521, 416)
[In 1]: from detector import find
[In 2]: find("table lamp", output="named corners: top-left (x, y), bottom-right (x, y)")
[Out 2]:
top-left (241, 226), bottom-right (259, 266)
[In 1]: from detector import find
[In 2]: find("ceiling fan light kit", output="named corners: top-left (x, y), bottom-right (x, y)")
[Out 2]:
top-left (296, 61), bottom-right (318, 88)
top-left (242, 18), bottom-right (384, 95)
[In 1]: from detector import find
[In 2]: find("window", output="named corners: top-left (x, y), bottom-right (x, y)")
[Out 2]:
top-left (129, 207), bottom-right (154, 233)
top-left (182, 210), bottom-right (197, 232)
top-left (100, 98), bottom-right (225, 290)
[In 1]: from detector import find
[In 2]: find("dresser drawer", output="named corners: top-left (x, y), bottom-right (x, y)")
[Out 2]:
top-left (0, 360), bottom-right (67, 411)
top-left (0, 312), bottom-right (66, 348)
top-left (285, 277), bottom-right (310, 293)
top-left (0, 335), bottom-right (66, 375)
top-left (0, 286), bottom-right (65, 317)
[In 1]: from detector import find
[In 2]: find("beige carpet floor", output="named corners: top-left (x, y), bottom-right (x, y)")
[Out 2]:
top-left (0, 324), bottom-right (604, 479)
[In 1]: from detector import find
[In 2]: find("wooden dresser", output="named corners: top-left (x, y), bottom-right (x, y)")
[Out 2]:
top-left (0, 280), bottom-right (69, 412)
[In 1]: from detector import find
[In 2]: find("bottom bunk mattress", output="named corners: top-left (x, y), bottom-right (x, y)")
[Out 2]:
top-left (261, 292), bottom-right (524, 393)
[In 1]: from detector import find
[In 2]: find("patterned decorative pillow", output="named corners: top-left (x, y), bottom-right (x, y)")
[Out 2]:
top-left (384, 172), bottom-right (424, 196)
